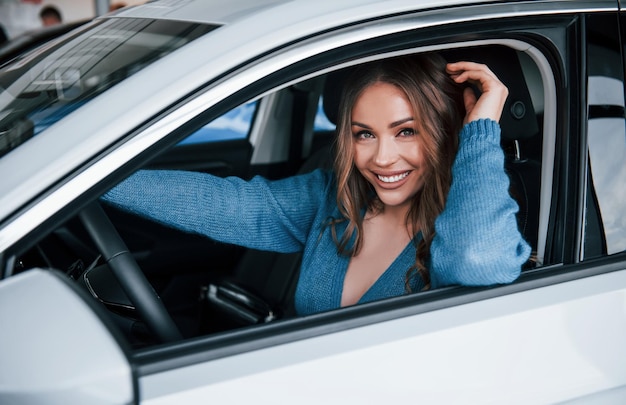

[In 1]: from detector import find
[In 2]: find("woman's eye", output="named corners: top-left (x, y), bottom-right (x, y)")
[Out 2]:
top-left (355, 131), bottom-right (374, 139)
top-left (398, 128), bottom-right (415, 137)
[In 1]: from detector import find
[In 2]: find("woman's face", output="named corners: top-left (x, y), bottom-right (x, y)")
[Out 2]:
top-left (351, 81), bottom-right (429, 211)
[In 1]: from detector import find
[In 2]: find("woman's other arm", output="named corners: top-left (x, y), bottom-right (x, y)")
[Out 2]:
top-left (430, 62), bottom-right (531, 287)
top-left (102, 169), bottom-right (332, 253)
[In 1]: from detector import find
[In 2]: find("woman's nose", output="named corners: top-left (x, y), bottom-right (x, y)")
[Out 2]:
top-left (374, 137), bottom-right (399, 166)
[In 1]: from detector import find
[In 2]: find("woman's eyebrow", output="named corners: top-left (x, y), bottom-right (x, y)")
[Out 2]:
top-left (351, 117), bottom-right (414, 129)
top-left (389, 117), bottom-right (414, 128)
top-left (351, 121), bottom-right (371, 129)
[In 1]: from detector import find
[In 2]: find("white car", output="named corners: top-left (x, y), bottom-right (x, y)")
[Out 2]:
top-left (1, 0), bottom-right (625, 403)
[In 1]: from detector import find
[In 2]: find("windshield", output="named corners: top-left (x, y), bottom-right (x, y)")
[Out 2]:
top-left (0, 18), bottom-right (217, 158)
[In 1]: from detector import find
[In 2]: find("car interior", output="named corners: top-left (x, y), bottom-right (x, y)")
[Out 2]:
top-left (11, 43), bottom-right (546, 347)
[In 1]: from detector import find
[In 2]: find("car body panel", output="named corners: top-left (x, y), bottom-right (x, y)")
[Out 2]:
top-left (116, 0), bottom-right (495, 25)
top-left (140, 267), bottom-right (626, 403)
top-left (0, 269), bottom-right (133, 404)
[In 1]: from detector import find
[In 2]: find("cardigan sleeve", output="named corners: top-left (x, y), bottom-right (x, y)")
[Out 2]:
top-left (101, 169), bottom-right (333, 253)
top-left (429, 119), bottom-right (531, 288)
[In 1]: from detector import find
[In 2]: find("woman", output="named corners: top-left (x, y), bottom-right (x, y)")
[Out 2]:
top-left (103, 53), bottom-right (531, 316)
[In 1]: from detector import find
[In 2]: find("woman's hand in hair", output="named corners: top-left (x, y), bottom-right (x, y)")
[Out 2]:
top-left (446, 61), bottom-right (509, 125)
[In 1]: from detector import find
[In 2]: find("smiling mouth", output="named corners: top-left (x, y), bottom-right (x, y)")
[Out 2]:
top-left (376, 171), bottom-right (410, 183)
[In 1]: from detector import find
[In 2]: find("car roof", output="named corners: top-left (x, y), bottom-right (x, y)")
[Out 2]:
top-left (0, 0), bottom-right (616, 233)
top-left (115, 0), bottom-right (488, 26)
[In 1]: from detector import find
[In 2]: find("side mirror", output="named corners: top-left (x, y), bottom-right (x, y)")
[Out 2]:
top-left (0, 269), bottom-right (134, 405)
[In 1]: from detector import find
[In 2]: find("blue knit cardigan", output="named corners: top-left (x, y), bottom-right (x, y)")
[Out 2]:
top-left (103, 119), bottom-right (531, 315)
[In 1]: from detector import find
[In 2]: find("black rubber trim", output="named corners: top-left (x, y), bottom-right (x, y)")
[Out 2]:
top-left (588, 104), bottom-right (625, 119)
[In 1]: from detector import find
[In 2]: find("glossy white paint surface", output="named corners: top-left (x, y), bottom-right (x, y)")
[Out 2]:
top-left (0, 270), bottom-right (133, 405)
top-left (141, 270), bottom-right (626, 404)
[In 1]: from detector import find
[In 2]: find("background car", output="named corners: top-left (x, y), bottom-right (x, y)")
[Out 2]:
top-left (0, 0), bottom-right (625, 403)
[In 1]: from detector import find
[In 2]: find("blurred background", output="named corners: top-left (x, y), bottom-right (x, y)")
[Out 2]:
top-left (0, 0), bottom-right (147, 42)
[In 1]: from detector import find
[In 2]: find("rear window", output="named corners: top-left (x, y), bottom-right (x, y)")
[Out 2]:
top-left (0, 18), bottom-right (217, 157)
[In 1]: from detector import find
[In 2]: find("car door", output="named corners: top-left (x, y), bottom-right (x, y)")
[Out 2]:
top-left (124, 3), bottom-right (626, 404)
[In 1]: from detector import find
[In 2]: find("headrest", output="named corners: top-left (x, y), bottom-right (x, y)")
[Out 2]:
top-left (322, 68), bottom-right (351, 126)
top-left (441, 46), bottom-right (539, 141)
top-left (321, 46), bottom-right (539, 141)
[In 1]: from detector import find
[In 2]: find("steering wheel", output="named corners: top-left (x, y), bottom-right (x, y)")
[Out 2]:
top-left (79, 202), bottom-right (182, 343)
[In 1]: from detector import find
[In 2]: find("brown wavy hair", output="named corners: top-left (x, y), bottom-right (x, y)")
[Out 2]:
top-left (331, 53), bottom-right (465, 290)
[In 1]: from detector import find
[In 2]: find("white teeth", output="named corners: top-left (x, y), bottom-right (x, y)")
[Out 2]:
top-left (377, 171), bottom-right (409, 183)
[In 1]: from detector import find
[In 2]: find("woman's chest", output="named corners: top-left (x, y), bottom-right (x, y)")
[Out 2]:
top-left (342, 222), bottom-right (413, 306)
top-left (294, 223), bottom-right (419, 315)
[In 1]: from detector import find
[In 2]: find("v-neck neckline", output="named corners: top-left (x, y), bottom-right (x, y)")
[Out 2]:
top-left (357, 237), bottom-right (416, 304)
top-left (338, 233), bottom-right (422, 307)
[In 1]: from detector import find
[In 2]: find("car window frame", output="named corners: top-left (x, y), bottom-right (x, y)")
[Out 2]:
top-left (114, 14), bottom-right (570, 363)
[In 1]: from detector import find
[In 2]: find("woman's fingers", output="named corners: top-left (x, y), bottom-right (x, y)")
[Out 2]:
top-left (446, 61), bottom-right (499, 86)
top-left (462, 87), bottom-right (477, 122)
top-left (447, 62), bottom-right (508, 123)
